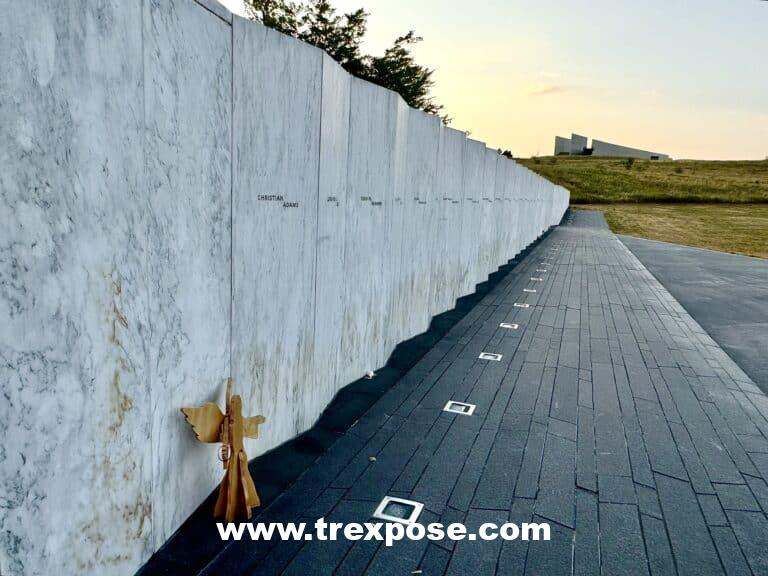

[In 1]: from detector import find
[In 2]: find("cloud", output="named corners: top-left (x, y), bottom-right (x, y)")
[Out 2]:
top-left (527, 84), bottom-right (569, 96)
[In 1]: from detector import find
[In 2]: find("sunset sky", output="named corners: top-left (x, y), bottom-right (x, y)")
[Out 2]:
top-left (218, 0), bottom-right (767, 160)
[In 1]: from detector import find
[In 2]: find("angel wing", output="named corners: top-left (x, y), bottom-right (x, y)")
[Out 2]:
top-left (243, 415), bottom-right (266, 439)
top-left (181, 403), bottom-right (225, 443)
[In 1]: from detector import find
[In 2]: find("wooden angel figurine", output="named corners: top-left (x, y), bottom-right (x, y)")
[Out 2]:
top-left (181, 379), bottom-right (266, 522)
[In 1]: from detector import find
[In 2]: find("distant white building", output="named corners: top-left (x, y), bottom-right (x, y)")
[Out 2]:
top-left (554, 133), bottom-right (670, 160)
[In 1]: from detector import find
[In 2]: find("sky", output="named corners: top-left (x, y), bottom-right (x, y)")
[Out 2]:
top-left (218, 0), bottom-right (767, 160)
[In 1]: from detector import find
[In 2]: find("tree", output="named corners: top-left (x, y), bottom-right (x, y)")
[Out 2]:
top-left (244, 0), bottom-right (446, 121)
top-left (368, 31), bottom-right (443, 117)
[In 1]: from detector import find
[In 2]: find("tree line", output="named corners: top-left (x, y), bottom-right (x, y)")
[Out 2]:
top-left (245, 0), bottom-right (447, 122)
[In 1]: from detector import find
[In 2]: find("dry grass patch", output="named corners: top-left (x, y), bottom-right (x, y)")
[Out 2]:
top-left (576, 204), bottom-right (768, 258)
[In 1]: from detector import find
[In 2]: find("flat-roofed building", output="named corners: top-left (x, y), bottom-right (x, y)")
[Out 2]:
top-left (553, 133), bottom-right (669, 160)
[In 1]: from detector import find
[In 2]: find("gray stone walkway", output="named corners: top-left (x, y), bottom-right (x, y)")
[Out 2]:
top-left (203, 210), bottom-right (768, 575)
top-left (620, 234), bottom-right (768, 390)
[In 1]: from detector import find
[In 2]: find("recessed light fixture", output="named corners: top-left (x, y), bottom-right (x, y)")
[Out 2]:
top-left (523, 288), bottom-right (536, 293)
top-left (514, 303), bottom-right (530, 308)
top-left (479, 352), bottom-right (503, 361)
top-left (500, 322), bottom-right (519, 330)
top-left (372, 496), bottom-right (424, 525)
top-left (536, 269), bottom-right (547, 273)
top-left (530, 277), bottom-right (543, 281)
top-left (443, 400), bottom-right (476, 416)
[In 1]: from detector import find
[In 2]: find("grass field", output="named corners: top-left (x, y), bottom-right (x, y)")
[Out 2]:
top-left (519, 156), bottom-right (768, 258)
top-left (518, 156), bottom-right (768, 204)
top-left (576, 203), bottom-right (768, 259)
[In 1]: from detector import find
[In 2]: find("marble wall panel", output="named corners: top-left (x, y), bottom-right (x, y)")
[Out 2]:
top-left (340, 78), bottom-right (398, 378)
top-left (430, 127), bottom-right (464, 315)
top-left (460, 139), bottom-right (485, 295)
top-left (313, 54), bottom-right (351, 402)
top-left (232, 19), bottom-right (322, 453)
top-left (479, 149), bottom-right (498, 278)
top-left (400, 109), bottom-right (441, 338)
top-left (384, 96), bottom-right (410, 358)
top-left (0, 2), bottom-right (150, 574)
top-left (143, 0), bottom-right (232, 549)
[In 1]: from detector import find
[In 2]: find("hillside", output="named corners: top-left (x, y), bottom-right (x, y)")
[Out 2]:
top-left (518, 156), bottom-right (768, 204)
top-left (518, 156), bottom-right (768, 258)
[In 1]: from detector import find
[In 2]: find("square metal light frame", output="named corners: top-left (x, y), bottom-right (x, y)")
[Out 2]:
top-left (500, 322), bottom-right (519, 330)
top-left (372, 496), bottom-right (424, 525)
top-left (443, 400), bottom-right (477, 416)
top-left (479, 352), bottom-right (503, 361)
top-left (514, 303), bottom-right (530, 308)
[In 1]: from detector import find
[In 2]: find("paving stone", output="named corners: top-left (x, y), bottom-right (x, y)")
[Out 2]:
top-left (391, 416), bottom-right (454, 493)
top-left (713, 483), bottom-right (761, 512)
top-left (744, 475), bottom-right (768, 514)
top-left (574, 490), bottom-right (599, 576)
top-left (435, 507), bottom-right (466, 552)
top-left (496, 498), bottom-right (535, 576)
top-left (701, 402), bottom-right (761, 477)
top-left (306, 488), bottom-right (347, 518)
top-left (598, 476), bottom-right (637, 504)
top-left (599, 503), bottom-right (649, 576)
top-left (697, 493), bottom-right (728, 526)
top-left (472, 428), bottom-right (527, 510)
top-left (636, 401), bottom-right (688, 480)
top-left (595, 411), bottom-right (631, 477)
top-left (593, 362), bottom-right (620, 414)
top-left (710, 526), bottom-right (752, 576)
top-left (640, 514), bottom-right (677, 576)
top-left (550, 366), bottom-right (579, 424)
top-left (508, 362), bottom-right (545, 415)
top-left (727, 510), bottom-right (768, 575)
top-left (283, 499), bottom-right (374, 576)
top-left (347, 408), bottom-right (444, 501)
top-left (636, 485), bottom-right (663, 519)
top-left (446, 427), bottom-right (496, 512)
top-left (576, 407), bottom-right (597, 492)
top-left (737, 433), bottom-right (768, 453)
top-left (533, 366), bottom-right (556, 424)
top-left (626, 362), bottom-right (658, 403)
top-left (668, 421), bottom-right (715, 494)
top-left (364, 510), bottom-right (439, 576)
top-left (445, 509), bottom-right (508, 576)
top-left (547, 417), bottom-right (577, 442)
top-left (416, 544), bottom-right (451, 576)
top-left (523, 517), bottom-right (573, 576)
top-left (535, 434), bottom-right (576, 527)
top-left (414, 422), bottom-right (487, 514)
top-left (661, 368), bottom-right (743, 484)
top-left (655, 474), bottom-right (724, 576)
top-left (515, 422), bottom-right (547, 498)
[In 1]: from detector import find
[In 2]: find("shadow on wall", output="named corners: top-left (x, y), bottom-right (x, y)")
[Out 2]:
top-left (137, 221), bottom-right (564, 576)
top-left (0, 0), bottom-right (569, 575)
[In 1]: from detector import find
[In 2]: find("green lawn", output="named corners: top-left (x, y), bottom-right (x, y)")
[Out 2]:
top-left (518, 156), bottom-right (768, 204)
top-left (518, 156), bottom-right (768, 258)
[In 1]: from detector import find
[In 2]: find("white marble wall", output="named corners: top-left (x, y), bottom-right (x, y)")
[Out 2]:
top-left (313, 54), bottom-right (351, 411)
top-left (231, 19), bottom-right (322, 450)
top-left (143, 0), bottom-right (233, 550)
top-left (400, 110), bottom-right (441, 338)
top-left (0, 1), bottom-right (569, 574)
top-left (0, 1), bottom-right (150, 574)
